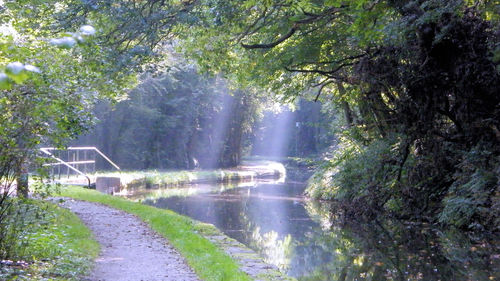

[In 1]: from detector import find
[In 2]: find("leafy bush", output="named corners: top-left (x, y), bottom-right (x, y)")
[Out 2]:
top-left (439, 147), bottom-right (499, 230)
top-left (0, 199), bottom-right (98, 280)
top-left (0, 199), bottom-right (43, 259)
top-left (307, 134), bottom-right (411, 217)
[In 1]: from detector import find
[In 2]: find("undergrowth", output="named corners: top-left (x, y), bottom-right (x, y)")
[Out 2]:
top-left (0, 199), bottom-right (98, 280)
top-left (307, 138), bottom-right (499, 230)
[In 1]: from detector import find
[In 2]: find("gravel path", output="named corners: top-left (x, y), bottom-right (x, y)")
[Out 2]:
top-left (58, 199), bottom-right (200, 281)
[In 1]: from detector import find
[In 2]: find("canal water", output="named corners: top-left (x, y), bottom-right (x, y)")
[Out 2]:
top-left (129, 180), bottom-right (499, 280)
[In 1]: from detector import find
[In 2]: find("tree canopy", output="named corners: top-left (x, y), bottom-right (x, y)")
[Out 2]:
top-left (181, 0), bottom-right (500, 229)
top-left (0, 1), bottom-right (137, 197)
top-left (1, 0), bottom-right (499, 229)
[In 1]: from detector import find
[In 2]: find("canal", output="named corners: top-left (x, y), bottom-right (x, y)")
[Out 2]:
top-left (128, 178), bottom-right (499, 280)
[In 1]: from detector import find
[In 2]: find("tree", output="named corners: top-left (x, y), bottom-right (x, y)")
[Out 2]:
top-left (0, 3), bottom-right (135, 196)
top-left (75, 62), bottom-right (267, 170)
top-left (0, 4), bottom-right (134, 262)
top-left (177, 0), bottom-right (500, 228)
top-left (14, 0), bottom-right (499, 227)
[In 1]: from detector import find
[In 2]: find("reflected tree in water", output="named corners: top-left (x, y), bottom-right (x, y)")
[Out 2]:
top-left (300, 201), bottom-right (499, 281)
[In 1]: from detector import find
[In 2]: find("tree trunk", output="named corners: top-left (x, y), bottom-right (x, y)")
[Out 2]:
top-left (16, 159), bottom-right (29, 198)
top-left (342, 100), bottom-right (354, 128)
top-left (337, 83), bottom-right (357, 128)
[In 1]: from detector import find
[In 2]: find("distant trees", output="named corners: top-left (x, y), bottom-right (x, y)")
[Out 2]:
top-left (75, 65), bottom-right (266, 169)
top-left (252, 99), bottom-right (333, 158)
top-left (76, 68), bottom-right (337, 170)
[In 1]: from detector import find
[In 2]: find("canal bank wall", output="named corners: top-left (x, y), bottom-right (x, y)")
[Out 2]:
top-left (198, 223), bottom-right (296, 281)
top-left (95, 160), bottom-right (286, 192)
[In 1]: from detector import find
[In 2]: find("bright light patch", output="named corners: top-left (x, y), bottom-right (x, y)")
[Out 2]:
top-left (80, 25), bottom-right (96, 36)
top-left (50, 37), bottom-right (77, 49)
top-left (6, 62), bottom-right (24, 75)
top-left (24, 64), bottom-right (41, 73)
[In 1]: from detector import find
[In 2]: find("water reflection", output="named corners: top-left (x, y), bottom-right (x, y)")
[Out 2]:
top-left (302, 203), bottom-right (500, 281)
top-left (139, 182), bottom-right (499, 281)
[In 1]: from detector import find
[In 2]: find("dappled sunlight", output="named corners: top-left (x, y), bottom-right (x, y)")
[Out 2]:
top-left (96, 257), bottom-right (125, 262)
top-left (119, 186), bottom-right (203, 201)
top-left (122, 178), bottom-right (284, 201)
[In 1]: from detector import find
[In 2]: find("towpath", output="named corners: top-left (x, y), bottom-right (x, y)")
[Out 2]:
top-left (58, 198), bottom-right (200, 281)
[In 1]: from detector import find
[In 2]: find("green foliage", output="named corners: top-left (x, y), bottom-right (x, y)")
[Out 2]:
top-left (0, 0), bottom-right (497, 246)
top-left (0, 200), bottom-right (98, 280)
top-left (0, 2), bottom-right (135, 270)
top-left (76, 62), bottom-right (268, 169)
top-left (294, 1), bottom-right (500, 227)
top-left (307, 134), bottom-right (411, 215)
top-left (95, 67), bottom-right (220, 169)
top-left (177, 0), bottom-right (399, 98)
top-left (439, 146), bottom-right (499, 229)
top-left (0, 5), bottom-right (134, 172)
top-left (0, 199), bottom-right (43, 259)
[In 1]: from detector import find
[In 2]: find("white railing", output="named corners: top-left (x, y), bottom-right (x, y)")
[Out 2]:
top-left (39, 146), bottom-right (120, 187)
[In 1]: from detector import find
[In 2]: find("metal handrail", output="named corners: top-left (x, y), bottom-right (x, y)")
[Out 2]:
top-left (41, 147), bottom-right (121, 170)
top-left (39, 148), bottom-right (91, 187)
top-left (39, 146), bottom-right (121, 188)
top-left (43, 160), bottom-right (95, 166)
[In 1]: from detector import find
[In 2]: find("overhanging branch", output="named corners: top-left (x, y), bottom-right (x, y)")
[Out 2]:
top-left (241, 26), bottom-right (297, 49)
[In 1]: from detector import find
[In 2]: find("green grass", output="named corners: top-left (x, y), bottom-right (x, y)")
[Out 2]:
top-left (0, 199), bottom-right (99, 280)
top-left (97, 169), bottom-right (251, 189)
top-left (58, 185), bottom-right (252, 281)
top-left (94, 160), bottom-right (284, 189)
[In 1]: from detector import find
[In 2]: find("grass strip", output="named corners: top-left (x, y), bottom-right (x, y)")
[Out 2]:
top-left (95, 160), bottom-right (284, 189)
top-left (58, 185), bottom-right (252, 281)
top-left (0, 199), bottom-right (99, 280)
top-left (97, 169), bottom-right (255, 189)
